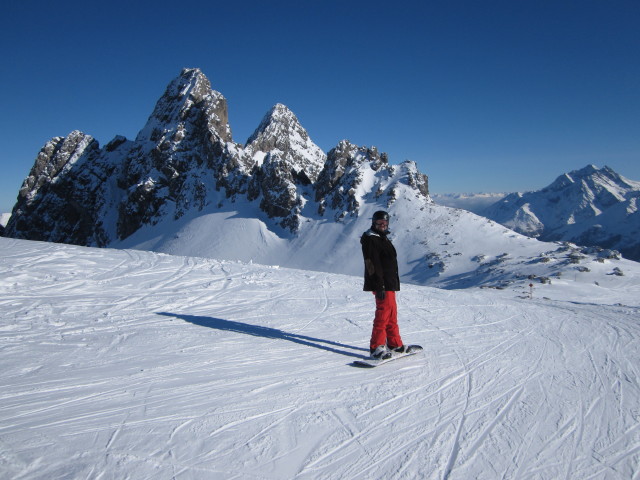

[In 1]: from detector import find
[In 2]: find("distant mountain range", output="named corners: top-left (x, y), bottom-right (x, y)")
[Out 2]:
top-left (2, 68), bottom-right (636, 289)
top-left (431, 193), bottom-right (507, 214)
top-left (431, 166), bottom-right (640, 262)
top-left (480, 165), bottom-right (640, 261)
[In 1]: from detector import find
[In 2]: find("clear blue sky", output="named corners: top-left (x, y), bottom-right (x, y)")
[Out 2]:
top-left (1, 0), bottom-right (638, 213)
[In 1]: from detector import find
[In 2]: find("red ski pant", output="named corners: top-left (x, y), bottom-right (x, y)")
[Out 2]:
top-left (370, 291), bottom-right (403, 350)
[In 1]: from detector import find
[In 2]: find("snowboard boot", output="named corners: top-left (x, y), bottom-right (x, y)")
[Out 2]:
top-left (390, 345), bottom-right (423, 354)
top-left (370, 345), bottom-right (392, 360)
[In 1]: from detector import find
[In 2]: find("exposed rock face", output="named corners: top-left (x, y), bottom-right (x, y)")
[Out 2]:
top-left (246, 104), bottom-right (325, 184)
top-left (314, 140), bottom-right (429, 220)
top-left (316, 141), bottom-right (390, 219)
top-left (245, 104), bottom-right (326, 230)
top-left (5, 68), bottom-right (430, 245)
top-left (116, 68), bottom-right (251, 239)
top-left (483, 165), bottom-right (640, 261)
top-left (5, 131), bottom-right (127, 246)
top-left (403, 160), bottom-right (429, 198)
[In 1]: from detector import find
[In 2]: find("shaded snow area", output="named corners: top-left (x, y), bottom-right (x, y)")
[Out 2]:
top-left (1, 237), bottom-right (639, 479)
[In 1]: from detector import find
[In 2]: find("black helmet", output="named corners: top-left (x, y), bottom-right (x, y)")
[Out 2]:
top-left (372, 211), bottom-right (390, 222)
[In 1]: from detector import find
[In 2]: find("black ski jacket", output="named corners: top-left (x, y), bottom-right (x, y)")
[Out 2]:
top-left (360, 229), bottom-right (400, 292)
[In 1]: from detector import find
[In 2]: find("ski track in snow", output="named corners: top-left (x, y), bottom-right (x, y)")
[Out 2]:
top-left (1, 238), bottom-right (639, 479)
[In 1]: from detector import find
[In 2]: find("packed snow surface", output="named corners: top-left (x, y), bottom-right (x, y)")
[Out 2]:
top-left (1, 237), bottom-right (639, 479)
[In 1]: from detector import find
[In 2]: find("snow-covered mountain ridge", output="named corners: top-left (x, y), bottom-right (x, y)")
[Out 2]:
top-left (483, 165), bottom-right (640, 261)
top-left (1, 237), bottom-right (639, 478)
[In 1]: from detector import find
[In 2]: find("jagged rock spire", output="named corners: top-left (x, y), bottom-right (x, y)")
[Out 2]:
top-left (136, 68), bottom-right (232, 144)
top-left (246, 103), bottom-right (325, 184)
top-left (117, 69), bottom-right (252, 238)
top-left (4, 131), bottom-right (118, 245)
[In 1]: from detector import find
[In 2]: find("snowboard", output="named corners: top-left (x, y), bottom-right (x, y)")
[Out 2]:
top-left (353, 345), bottom-right (423, 368)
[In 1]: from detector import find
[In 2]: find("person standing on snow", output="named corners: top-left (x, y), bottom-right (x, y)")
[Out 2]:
top-left (360, 210), bottom-right (412, 360)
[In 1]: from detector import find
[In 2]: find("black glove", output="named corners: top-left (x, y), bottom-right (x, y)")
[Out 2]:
top-left (376, 290), bottom-right (386, 300)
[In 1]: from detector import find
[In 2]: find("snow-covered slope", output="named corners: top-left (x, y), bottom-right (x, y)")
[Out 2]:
top-left (114, 174), bottom-right (633, 294)
top-left (1, 237), bottom-right (639, 479)
top-left (483, 165), bottom-right (640, 261)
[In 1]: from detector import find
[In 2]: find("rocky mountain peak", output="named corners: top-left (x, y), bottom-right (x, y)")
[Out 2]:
top-left (115, 69), bottom-right (255, 239)
top-left (313, 141), bottom-right (428, 221)
top-left (136, 67), bottom-right (232, 145)
top-left (5, 130), bottom-right (113, 245)
top-left (315, 141), bottom-right (387, 200)
top-left (246, 103), bottom-right (325, 184)
top-left (542, 165), bottom-right (634, 210)
top-left (246, 103), bottom-right (298, 146)
top-left (18, 131), bottom-right (99, 204)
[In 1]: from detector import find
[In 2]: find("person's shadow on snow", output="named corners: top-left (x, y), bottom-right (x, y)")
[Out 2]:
top-left (157, 312), bottom-right (369, 359)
